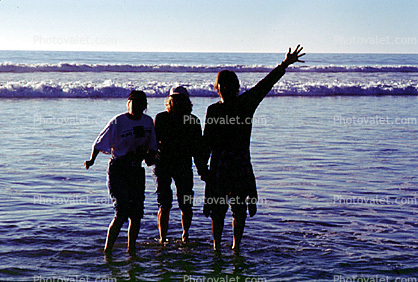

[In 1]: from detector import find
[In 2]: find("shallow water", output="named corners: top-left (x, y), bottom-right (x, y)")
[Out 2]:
top-left (1, 96), bottom-right (417, 281)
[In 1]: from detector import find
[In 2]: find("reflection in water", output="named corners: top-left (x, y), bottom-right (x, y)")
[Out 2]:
top-left (102, 239), bottom-right (255, 281)
top-left (1, 97), bottom-right (417, 280)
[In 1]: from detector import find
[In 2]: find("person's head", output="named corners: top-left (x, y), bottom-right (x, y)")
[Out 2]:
top-left (214, 70), bottom-right (240, 102)
top-left (127, 90), bottom-right (147, 116)
top-left (165, 86), bottom-right (192, 115)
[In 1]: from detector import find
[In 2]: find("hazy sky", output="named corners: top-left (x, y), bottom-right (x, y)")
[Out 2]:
top-left (1, 0), bottom-right (417, 53)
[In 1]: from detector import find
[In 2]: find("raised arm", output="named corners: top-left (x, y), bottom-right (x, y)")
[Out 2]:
top-left (244, 45), bottom-right (305, 107)
top-left (259, 44), bottom-right (305, 89)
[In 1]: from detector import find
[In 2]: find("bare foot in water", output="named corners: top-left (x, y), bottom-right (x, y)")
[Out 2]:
top-left (127, 247), bottom-right (136, 257)
top-left (159, 238), bottom-right (168, 246)
top-left (232, 245), bottom-right (240, 255)
top-left (213, 243), bottom-right (221, 253)
top-left (104, 250), bottom-right (113, 262)
top-left (104, 247), bottom-right (112, 255)
top-left (182, 233), bottom-right (189, 244)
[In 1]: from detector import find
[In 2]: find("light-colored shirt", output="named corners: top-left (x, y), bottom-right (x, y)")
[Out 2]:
top-left (93, 113), bottom-right (157, 160)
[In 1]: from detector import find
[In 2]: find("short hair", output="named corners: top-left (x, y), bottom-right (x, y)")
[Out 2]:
top-left (126, 90), bottom-right (147, 112)
top-left (214, 70), bottom-right (240, 99)
top-left (128, 90), bottom-right (147, 101)
top-left (165, 93), bottom-right (192, 114)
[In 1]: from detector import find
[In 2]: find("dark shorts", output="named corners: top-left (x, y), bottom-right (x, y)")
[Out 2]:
top-left (209, 194), bottom-right (248, 220)
top-left (153, 163), bottom-right (194, 211)
top-left (107, 159), bottom-right (145, 222)
top-left (206, 151), bottom-right (257, 219)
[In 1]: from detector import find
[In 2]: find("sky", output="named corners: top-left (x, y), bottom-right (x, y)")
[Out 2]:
top-left (0, 0), bottom-right (417, 53)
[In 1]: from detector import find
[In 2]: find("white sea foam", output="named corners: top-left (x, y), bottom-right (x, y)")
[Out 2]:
top-left (0, 62), bottom-right (417, 73)
top-left (1, 79), bottom-right (417, 98)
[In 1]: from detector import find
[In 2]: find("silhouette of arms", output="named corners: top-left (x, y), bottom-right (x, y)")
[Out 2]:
top-left (243, 45), bottom-right (305, 109)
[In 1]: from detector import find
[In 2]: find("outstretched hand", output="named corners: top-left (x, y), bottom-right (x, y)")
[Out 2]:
top-left (84, 160), bottom-right (94, 169)
top-left (283, 44), bottom-right (305, 67)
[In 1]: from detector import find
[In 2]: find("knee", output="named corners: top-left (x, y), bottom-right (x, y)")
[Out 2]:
top-left (157, 192), bottom-right (173, 210)
top-left (232, 208), bottom-right (247, 220)
top-left (112, 215), bottom-right (126, 228)
top-left (210, 208), bottom-right (227, 222)
top-left (179, 193), bottom-right (194, 205)
top-left (159, 206), bottom-right (171, 214)
top-left (180, 205), bottom-right (193, 216)
top-left (178, 191), bottom-right (194, 210)
top-left (129, 217), bottom-right (141, 227)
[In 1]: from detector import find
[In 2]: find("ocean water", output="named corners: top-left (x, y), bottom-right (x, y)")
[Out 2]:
top-left (1, 51), bottom-right (418, 281)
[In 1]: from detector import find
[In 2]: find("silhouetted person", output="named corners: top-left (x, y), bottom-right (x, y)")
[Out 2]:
top-left (153, 86), bottom-right (208, 245)
top-left (84, 90), bottom-right (157, 256)
top-left (202, 45), bottom-right (305, 252)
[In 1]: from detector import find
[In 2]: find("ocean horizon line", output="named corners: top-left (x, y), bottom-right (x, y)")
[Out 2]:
top-left (1, 49), bottom-right (418, 55)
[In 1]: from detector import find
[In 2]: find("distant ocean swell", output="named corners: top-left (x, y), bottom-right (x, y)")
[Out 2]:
top-left (1, 63), bottom-right (418, 73)
top-left (1, 80), bottom-right (417, 98)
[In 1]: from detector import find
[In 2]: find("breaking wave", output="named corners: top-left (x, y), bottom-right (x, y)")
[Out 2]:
top-left (0, 63), bottom-right (417, 73)
top-left (1, 80), bottom-right (417, 98)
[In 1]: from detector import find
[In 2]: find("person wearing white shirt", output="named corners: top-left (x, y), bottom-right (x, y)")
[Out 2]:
top-left (85, 90), bottom-right (157, 256)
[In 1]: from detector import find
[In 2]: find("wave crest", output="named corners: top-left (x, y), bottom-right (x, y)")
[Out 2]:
top-left (1, 80), bottom-right (417, 98)
top-left (0, 63), bottom-right (417, 73)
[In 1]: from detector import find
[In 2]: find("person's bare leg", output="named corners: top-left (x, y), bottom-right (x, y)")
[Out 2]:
top-left (157, 207), bottom-right (170, 245)
top-left (181, 207), bottom-right (193, 243)
top-left (104, 217), bottom-right (124, 254)
top-left (232, 216), bottom-right (246, 253)
top-left (127, 218), bottom-right (141, 256)
top-left (212, 216), bottom-right (224, 252)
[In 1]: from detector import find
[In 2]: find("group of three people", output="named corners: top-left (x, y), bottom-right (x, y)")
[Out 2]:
top-left (84, 45), bottom-right (305, 256)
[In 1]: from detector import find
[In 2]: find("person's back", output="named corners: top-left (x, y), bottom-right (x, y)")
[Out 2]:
top-left (153, 86), bottom-right (207, 245)
top-left (204, 90), bottom-right (262, 154)
top-left (84, 90), bottom-right (157, 256)
top-left (202, 46), bottom-right (305, 253)
top-left (155, 111), bottom-right (202, 169)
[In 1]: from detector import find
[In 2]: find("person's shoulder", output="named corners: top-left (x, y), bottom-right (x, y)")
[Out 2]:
top-left (237, 89), bottom-right (251, 100)
top-left (211, 101), bottom-right (222, 106)
top-left (156, 111), bottom-right (169, 117)
top-left (207, 101), bottom-right (222, 111)
top-left (141, 113), bottom-right (154, 123)
top-left (185, 114), bottom-right (202, 126)
top-left (237, 89), bottom-right (259, 109)
top-left (108, 113), bottom-right (127, 124)
top-left (155, 111), bottom-right (169, 120)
